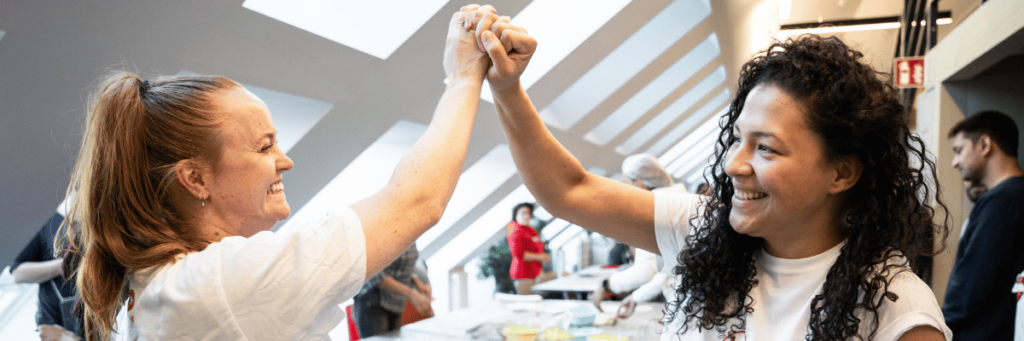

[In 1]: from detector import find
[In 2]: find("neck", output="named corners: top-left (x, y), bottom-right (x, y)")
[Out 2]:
top-left (762, 200), bottom-right (846, 259)
top-left (981, 156), bottom-right (1024, 189)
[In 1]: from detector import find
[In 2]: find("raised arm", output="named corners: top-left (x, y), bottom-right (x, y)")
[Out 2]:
top-left (470, 11), bottom-right (659, 253)
top-left (351, 6), bottom-right (494, 279)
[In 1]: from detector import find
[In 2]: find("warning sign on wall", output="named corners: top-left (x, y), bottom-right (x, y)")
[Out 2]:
top-left (894, 57), bottom-right (926, 88)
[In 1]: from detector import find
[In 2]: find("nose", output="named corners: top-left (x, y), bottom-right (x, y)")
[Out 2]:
top-left (724, 143), bottom-right (752, 179)
top-left (277, 149), bottom-right (294, 172)
top-left (950, 156), bottom-right (959, 169)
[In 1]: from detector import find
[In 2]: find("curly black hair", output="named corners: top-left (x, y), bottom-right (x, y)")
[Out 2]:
top-left (667, 35), bottom-right (950, 340)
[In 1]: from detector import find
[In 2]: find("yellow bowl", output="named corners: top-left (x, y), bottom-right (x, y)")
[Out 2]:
top-left (502, 326), bottom-right (540, 341)
top-left (587, 334), bottom-right (628, 341)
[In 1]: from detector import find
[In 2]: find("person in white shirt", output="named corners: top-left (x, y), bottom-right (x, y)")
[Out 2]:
top-left (463, 7), bottom-right (952, 340)
top-left (57, 5), bottom-right (518, 340)
top-left (594, 154), bottom-right (682, 316)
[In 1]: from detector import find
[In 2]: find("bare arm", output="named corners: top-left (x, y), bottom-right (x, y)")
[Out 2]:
top-left (351, 6), bottom-right (494, 279)
top-left (377, 276), bottom-right (433, 316)
top-left (896, 326), bottom-right (945, 341)
top-left (522, 251), bottom-right (549, 262)
top-left (473, 14), bottom-right (658, 253)
top-left (11, 259), bottom-right (64, 284)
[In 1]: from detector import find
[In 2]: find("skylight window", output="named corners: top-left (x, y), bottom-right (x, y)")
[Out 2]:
top-left (537, 0), bottom-right (712, 130)
top-left (585, 34), bottom-right (720, 146)
top-left (242, 0), bottom-right (450, 60)
top-left (668, 124), bottom-right (720, 178)
top-left (416, 145), bottom-right (517, 250)
top-left (645, 89), bottom-right (729, 156)
top-left (614, 65), bottom-right (726, 155)
top-left (479, 0), bottom-right (633, 103)
top-left (281, 120), bottom-right (425, 230)
top-left (660, 107), bottom-right (727, 173)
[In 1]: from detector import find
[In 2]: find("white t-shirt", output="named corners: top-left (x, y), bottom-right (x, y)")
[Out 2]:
top-left (654, 192), bottom-right (952, 341)
top-left (124, 207), bottom-right (367, 341)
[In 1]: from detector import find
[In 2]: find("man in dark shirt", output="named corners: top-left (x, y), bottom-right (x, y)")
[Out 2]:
top-left (944, 111), bottom-right (1024, 340)
top-left (10, 209), bottom-right (82, 340)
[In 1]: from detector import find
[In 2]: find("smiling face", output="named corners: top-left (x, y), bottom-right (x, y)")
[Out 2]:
top-left (204, 87), bottom-right (294, 237)
top-left (725, 85), bottom-right (847, 255)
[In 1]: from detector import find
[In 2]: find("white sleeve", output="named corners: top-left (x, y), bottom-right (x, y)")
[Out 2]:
top-left (210, 207), bottom-right (367, 338)
top-left (608, 248), bottom-right (659, 293)
top-left (653, 191), bottom-right (702, 276)
top-left (629, 272), bottom-right (669, 303)
top-left (873, 270), bottom-right (953, 341)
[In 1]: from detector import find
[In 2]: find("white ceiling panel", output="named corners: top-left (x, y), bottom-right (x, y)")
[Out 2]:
top-left (644, 88), bottom-right (729, 156)
top-left (614, 65), bottom-right (726, 154)
top-left (661, 107), bottom-right (727, 171)
top-left (480, 0), bottom-right (633, 103)
top-left (585, 33), bottom-right (720, 146)
top-left (537, 0), bottom-right (712, 129)
top-left (242, 0), bottom-right (450, 60)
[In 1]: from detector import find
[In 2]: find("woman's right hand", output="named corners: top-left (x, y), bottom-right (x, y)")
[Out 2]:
top-left (464, 7), bottom-right (537, 92)
top-left (443, 5), bottom-right (494, 86)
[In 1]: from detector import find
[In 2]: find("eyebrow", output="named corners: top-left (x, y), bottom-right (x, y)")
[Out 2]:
top-left (733, 127), bottom-right (777, 139)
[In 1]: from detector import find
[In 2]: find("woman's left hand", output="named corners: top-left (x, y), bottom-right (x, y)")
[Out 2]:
top-left (443, 5), bottom-right (493, 85)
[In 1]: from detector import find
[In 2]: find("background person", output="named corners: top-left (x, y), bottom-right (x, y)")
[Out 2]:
top-left (506, 202), bottom-right (549, 295)
top-left (944, 110), bottom-right (1024, 341)
top-left (60, 6), bottom-right (498, 340)
top-left (353, 245), bottom-right (432, 338)
top-left (10, 195), bottom-right (83, 340)
top-left (593, 154), bottom-right (678, 314)
top-left (465, 9), bottom-right (950, 339)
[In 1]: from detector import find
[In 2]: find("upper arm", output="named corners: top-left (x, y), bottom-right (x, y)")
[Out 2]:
top-left (896, 326), bottom-right (945, 341)
top-left (351, 186), bottom-right (438, 280)
top-left (549, 174), bottom-right (658, 253)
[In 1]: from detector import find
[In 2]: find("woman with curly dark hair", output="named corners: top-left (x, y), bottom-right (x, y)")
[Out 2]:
top-left (467, 8), bottom-right (952, 340)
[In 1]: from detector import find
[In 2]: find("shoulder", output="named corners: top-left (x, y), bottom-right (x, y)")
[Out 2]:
top-left (868, 265), bottom-right (953, 341)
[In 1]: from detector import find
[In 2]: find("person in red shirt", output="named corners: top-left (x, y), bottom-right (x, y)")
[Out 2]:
top-left (506, 202), bottom-right (549, 294)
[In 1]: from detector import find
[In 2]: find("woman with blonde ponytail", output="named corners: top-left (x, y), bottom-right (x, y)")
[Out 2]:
top-left (60, 6), bottom-right (507, 340)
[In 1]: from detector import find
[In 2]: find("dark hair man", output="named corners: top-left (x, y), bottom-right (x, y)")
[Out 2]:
top-left (944, 110), bottom-right (1024, 341)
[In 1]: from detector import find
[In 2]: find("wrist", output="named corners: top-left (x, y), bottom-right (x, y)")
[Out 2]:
top-left (446, 76), bottom-right (485, 89)
top-left (489, 80), bottom-right (523, 96)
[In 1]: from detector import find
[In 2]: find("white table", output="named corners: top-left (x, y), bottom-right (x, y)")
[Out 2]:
top-left (362, 300), bottom-right (666, 341)
top-left (531, 265), bottom-right (619, 297)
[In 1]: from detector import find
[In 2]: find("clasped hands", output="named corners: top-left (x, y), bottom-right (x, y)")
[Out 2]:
top-left (444, 4), bottom-right (536, 92)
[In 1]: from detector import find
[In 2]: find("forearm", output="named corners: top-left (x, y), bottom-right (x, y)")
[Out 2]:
top-left (491, 85), bottom-right (589, 213)
top-left (490, 85), bottom-right (658, 251)
top-left (522, 251), bottom-right (546, 262)
top-left (377, 276), bottom-right (415, 298)
top-left (11, 259), bottom-right (64, 284)
top-left (356, 80), bottom-right (482, 278)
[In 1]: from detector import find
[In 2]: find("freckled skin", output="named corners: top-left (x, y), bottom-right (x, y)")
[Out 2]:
top-left (202, 87), bottom-right (294, 238)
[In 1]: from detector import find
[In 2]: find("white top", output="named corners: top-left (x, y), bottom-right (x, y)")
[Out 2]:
top-left (124, 207), bottom-right (367, 341)
top-left (654, 192), bottom-right (952, 341)
top-left (608, 248), bottom-right (658, 294)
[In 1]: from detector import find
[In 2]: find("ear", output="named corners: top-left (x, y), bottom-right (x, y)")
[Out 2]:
top-left (977, 135), bottom-right (993, 157)
top-left (828, 156), bottom-right (863, 194)
top-left (175, 159), bottom-right (211, 200)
